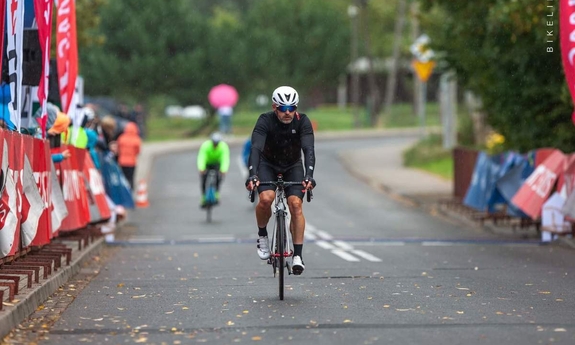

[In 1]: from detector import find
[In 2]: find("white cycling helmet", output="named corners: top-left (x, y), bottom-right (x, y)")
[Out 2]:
top-left (272, 86), bottom-right (299, 106)
top-left (211, 131), bottom-right (222, 144)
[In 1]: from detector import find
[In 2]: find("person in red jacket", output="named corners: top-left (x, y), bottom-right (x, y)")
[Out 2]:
top-left (116, 122), bottom-right (142, 190)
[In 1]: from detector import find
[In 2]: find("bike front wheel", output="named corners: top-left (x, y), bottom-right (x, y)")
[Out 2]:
top-left (277, 214), bottom-right (285, 300)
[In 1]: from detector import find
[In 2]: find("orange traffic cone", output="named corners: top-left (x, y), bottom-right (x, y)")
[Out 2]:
top-left (136, 179), bottom-right (150, 208)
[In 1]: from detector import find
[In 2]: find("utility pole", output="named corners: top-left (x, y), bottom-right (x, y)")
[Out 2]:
top-left (348, 1), bottom-right (361, 128)
top-left (410, 1), bottom-right (421, 118)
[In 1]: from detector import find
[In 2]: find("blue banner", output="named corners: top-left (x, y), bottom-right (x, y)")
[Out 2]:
top-left (463, 152), bottom-right (502, 211)
top-left (100, 153), bottom-right (135, 209)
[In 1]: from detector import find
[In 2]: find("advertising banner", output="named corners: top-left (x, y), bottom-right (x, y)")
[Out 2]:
top-left (33, 0), bottom-right (54, 137)
top-left (463, 152), bottom-right (502, 211)
top-left (6, 0), bottom-right (25, 131)
top-left (20, 135), bottom-right (44, 246)
top-left (83, 153), bottom-right (111, 223)
top-left (57, 145), bottom-right (89, 231)
top-left (56, 0), bottom-right (78, 114)
top-left (30, 138), bottom-right (52, 246)
top-left (512, 150), bottom-right (566, 219)
top-left (560, 0), bottom-right (575, 122)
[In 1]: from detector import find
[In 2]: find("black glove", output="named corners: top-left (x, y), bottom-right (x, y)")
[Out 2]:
top-left (304, 176), bottom-right (316, 188)
top-left (245, 175), bottom-right (259, 187)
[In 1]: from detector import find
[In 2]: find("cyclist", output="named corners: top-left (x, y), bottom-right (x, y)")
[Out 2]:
top-left (244, 86), bottom-right (316, 275)
top-left (197, 132), bottom-right (230, 208)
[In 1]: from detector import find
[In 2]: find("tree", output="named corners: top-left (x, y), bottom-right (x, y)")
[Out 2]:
top-left (419, 0), bottom-right (574, 152)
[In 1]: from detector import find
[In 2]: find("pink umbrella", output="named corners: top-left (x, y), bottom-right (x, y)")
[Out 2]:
top-left (208, 84), bottom-right (239, 108)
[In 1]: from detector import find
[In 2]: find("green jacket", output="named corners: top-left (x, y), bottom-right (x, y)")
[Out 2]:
top-left (197, 140), bottom-right (230, 173)
top-left (62, 126), bottom-right (88, 149)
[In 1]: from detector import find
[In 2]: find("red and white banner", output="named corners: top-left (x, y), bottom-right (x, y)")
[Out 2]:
top-left (83, 153), bottom-right (111, 223)
top-left (20, 136), bottom-right (45, 247)
top-left (0, 131), bottom-right (18, 256)
top-left (56, 145), bottom-right (89, 231)
top-left (30, 139), bottom-right (53, 246)
top-left (50, 156), bottom-right (67, 234)
top-left (512, 150), bottom-right (566, 219)
top-left (34, 0), bottom-right (54, 138)
top-left (561, 0), bottom-right (575, 123)
top-left (56, 0), bottom-right (78, 115)
top-left (6, 0), bottom-right (25, 131)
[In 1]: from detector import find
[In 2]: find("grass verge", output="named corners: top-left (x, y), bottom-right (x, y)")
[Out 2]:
top-left (403, 133), bottom-right (453, 180)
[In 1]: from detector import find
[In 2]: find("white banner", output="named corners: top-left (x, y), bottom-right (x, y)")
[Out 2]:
top-left (6, 0), bottom-right (24, 131)
top-left (20, 155), bottom-right (45, 246)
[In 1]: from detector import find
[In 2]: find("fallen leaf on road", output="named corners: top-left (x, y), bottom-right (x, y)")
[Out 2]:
top-left (117, 283), bottom-right (124, 288)
top-left (165, 310), bottom-right (174, 314)
top-left (554, 328), bottom-right (567, 332)
top-left (343, 319), bottom-right (352, 323)
top-left (93, 318), bottom-right (103, 321)
top-left (132, 294), bottom-right (146, 299)
top-left (538, 291), bottom-right (551, 294)
top-left (252, 336), bottom-right (262, 341)
top-left (456, 287), bottom-right (470, 291)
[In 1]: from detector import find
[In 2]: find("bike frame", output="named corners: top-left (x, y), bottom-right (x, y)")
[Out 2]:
top-left (250, 174), bottom-right (311, 300)
top-left (204, 169), bottom-right (218, 222)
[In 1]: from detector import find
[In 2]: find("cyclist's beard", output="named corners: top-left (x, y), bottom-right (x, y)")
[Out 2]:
top-left (275, 110), bottom-right (294, 124)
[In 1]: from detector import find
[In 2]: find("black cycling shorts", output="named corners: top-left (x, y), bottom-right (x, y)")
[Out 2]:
top-left (257, 160), bottom-right (305, 199)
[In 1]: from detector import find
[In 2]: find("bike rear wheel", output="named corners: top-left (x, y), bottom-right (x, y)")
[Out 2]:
top-left (206, 205), bottom-right (212, 222)
top-left (277, 213), bottom-right (285, 300)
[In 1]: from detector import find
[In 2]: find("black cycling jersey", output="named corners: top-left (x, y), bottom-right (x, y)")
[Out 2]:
top-left (248, 111), bottom-right (315, 178)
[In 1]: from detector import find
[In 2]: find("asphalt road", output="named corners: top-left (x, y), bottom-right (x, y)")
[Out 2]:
top-left (19, 137), bottom-right (575, 344)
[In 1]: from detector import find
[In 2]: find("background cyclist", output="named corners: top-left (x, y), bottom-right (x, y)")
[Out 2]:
top-left (197, 132), bottom-right (230, 208)
top-left (244, 86), bottom-right (316, 275)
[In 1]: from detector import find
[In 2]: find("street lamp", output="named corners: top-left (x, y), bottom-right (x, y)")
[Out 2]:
top-left (348, 4), bottom-right (360, 128)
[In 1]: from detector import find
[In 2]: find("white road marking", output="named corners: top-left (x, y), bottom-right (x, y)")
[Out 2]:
top-left (333, 240), bottom-right (354, 251)
top-left (331, 249), bottom-right (361, 262)
top-left (316, 240), bottom-right (336, 250)
top-left (306, 223), bottom-right (382, 263)
top-left (351, 249), bottom-right (383, 262)
top-left (422, 241), bottom-right (456, 246)
top-left (314, 230), bottom-right (333, 240)
top-left (127, 236), bottom-right (165, 244)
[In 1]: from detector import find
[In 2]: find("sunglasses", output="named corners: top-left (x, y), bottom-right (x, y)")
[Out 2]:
top-left (276, 105), bottom-right (297, 112)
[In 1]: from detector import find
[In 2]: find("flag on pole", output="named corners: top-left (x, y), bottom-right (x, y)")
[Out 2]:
top-left (34, 0), bottom-right (54, 138)
top-left (6, 0), bottom-right (25, 131)
top-left (56, 0), bottom-right (78, 115)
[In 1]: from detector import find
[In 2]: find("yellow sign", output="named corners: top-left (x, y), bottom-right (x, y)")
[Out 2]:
top-left (412, 60), bottom-right (436, 82)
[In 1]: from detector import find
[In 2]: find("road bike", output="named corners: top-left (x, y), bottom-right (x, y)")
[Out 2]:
top-left (248, 174), bottom-right (313, 300)
top-left (204, 168), bottom-right (219, 223)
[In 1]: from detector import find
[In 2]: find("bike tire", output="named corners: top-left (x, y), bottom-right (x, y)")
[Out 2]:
top-left (277, 213), bottom-right (285, 300)
top-left (206, 205), bottom-right (212, 223)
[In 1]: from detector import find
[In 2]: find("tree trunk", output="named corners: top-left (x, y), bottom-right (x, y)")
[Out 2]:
top-left (465, 91), bottom-right (489, 146)
top-left (361, 4), bottom-right (381, 127)
top-left (383, 0), bottom-right (408, 117)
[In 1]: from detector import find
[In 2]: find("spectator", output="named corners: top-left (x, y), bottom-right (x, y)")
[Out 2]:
top-left (116, 122), bottom-right (142, 190)
top-left (99, 115), bottom-right (119, 156)
top-left (85, 128), bottom-right (101, 169)
top-left (217, 106), bottom-right (234, 134)
top-left (48, 112), bottom-right (72, 163)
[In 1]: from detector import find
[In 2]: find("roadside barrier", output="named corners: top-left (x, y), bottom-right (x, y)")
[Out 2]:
top-left (136, 179), bottom-right (150, 208)
top-left (0, 127), bottom-right (129, 308)
top-left (445, 147), bottom-right (575, 238)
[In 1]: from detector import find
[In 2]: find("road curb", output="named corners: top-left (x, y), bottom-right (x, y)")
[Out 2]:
top-left (0, 237), bottom-right (104, 340)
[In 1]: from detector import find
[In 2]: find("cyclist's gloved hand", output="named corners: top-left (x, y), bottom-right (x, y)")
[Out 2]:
top-left (303, 176), bottom-right (316, 189)
top-left (245, 175), bottom-right (259, 190)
